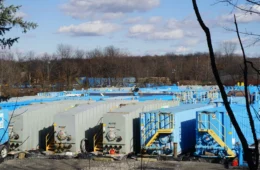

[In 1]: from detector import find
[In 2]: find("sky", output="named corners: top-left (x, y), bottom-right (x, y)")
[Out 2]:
top-left (5, 0), bottom-right (260, 56)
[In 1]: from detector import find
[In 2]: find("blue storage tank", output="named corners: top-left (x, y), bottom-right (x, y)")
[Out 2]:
top-left (140, 104), bottom-right (215, 155)
top-left (139, 95), bottom-right (176, 101)
top-left (194, 103), bottom-right (260, 163)
top-left (0, 109), bottom-right (9, 158)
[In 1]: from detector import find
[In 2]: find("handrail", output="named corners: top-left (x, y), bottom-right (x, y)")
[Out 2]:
top-left (198, 112), bottom-right (227, 142)
top-left (46, 133), bottom-right (50, 150)
top-left (46, 127), bottom-right (56, 150)
top-left (93, 124), bottom-right (103, 151)
top-left (212, 117), bottom-right (227, 143)
top-left (198, 120), bottom-right (226, 143)
top-left (96, 117), bottom-right (103, 126)
top-left (142, 113), bottom-right (174, 146)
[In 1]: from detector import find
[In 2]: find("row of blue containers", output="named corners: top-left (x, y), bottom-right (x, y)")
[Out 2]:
top-left (139, 94), bottom-right (260, 166)
top-left (194, 103), bottom-right (260, 165)
top-left (36, 85), bottom-right (224, 105)
top-left (140, 104), bottom-right (215, 155)
top-left (87, 77), bottom-right (136, 87)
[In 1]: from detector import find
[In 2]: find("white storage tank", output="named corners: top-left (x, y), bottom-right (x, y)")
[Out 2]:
top-left (9, 100), bottom-right (94, 151)
top-left (53, 100), bottom-right (137, 153)
top-left (102, 100), bottom-right (179, 154)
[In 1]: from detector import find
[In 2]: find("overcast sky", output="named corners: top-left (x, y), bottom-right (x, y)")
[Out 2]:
top-left (6, 0), bottom-right (260, 56)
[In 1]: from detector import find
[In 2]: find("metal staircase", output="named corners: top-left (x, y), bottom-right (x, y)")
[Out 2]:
top-left (198, 113), bottom-right (236, 158)
top-left (145, 129), bottom-right (173, 147)
top-left (207, 129), bottom-right (235, 157)
top-left (46, 125), bottom-right (55, 152)
top-left (142, 113), bottom-right (174, 148)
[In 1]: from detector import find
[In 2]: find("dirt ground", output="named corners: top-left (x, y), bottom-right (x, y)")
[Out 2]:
top-left (0, 158), bottom-right (249, 170)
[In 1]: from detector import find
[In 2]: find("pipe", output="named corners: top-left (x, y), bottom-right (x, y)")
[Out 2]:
top-left (174, 142), bottom-right (177, 158)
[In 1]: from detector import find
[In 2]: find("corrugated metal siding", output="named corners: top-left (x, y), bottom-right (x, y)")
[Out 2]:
top-left (196, 104), bottom-right (260, 154)
top-left (173, 105), bottom-right (215, 154)
top-left (103, 100), bottom-right (179, 154)
top-left (140, 104), bottom-right (215, 155)
top-left (10, 100), bottom-right (94, 151)
top-left (54, 100), bottom-right (138, 153)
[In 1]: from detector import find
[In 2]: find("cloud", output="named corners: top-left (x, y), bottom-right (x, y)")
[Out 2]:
top-left (129, 24), bottom-right (154, 34)
top-left (142, 46), bottom-right (190, 56)
top-left (183, 38), bottom-right (200, 46)
top-left (218, 5), bottom-right (260, 23)
top-left (58, 21), bottom-right (120, 36)
top-left (148, 16), bottom-right (162, 23)
top-left (14, 11), bottom-right (27, 18)
top-left (222, 37), bottom-right (250, 46)
top-left (101, 12), bottom-right (125, 20)
top-left (166, 18), bottom-right (201, 30)
top-left (175, 46), bottom-right (190, 54)
top-left (147, 30), bottom-right (184, 40)
top-left (61, 0), bottom-right (160, 19)
top-left (174, 38), bottom-right (201, 47)
top-left (124, 17), bottom-right (143, 24)
top-left (128, 21), bottom-right (186, 40)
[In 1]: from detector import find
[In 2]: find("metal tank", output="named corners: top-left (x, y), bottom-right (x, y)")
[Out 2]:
top-left (140, 104), bottom-right (215, 155)
top-left (53, 100), bottom-right (137, 153)
top-left (9, 100), bottom-right (93, 151)
top-left (0, 109), bottom-right (9, 158)
top-left (102, 100), bottom-right (179, 154)
top-left (194, 103), bottom-right (260, 165)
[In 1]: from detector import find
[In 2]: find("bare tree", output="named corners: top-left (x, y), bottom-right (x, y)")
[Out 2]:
top-left (219, 0), bottom-right (260, 45)
top-left (192, 0), bottom-right (259, 169)
top-left (57, 44), bottom-right (79, 89)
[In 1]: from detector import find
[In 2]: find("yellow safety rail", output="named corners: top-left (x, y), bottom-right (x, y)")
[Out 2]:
top-left (198, 114), bottom-right (235, 157)
top-left (46, 124), bottom-right (56, 152)
top-left (46, 133), bottom-right (55, 151)
top-left (143, 113), bottom-right (174, 147)
top-left (198, 119), bottom-right (226, 143)
top-left (46, 133), bottom-right (50, 151)
top-left (207, 129), bottom-right (235, 157)
top-left (145, 129), bottom-right (173, 147)
top-left (93, 124), bottom-right (103, 152)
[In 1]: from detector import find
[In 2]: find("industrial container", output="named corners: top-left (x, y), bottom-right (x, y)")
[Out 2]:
top-left (140, 104), bottom-right (215, 155)
top-left (102, 100), bottom-right (179, 154)
top-left (9, 100), bottom-right (94, 151)
top-left (53, 100), bottom-right (137, 153)
top-left (194, 103), bottom-right (260, 164)
top-left (0, 109), bottom-right (9, 158)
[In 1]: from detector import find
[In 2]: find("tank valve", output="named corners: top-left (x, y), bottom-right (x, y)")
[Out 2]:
top-left (106, 130), bottom-right (116, 141)
top-left (57, 130), bottom-right (68, 141)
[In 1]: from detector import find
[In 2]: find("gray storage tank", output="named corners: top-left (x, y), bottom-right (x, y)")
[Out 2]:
top-left (53, 100), bottom-right (137, 153)
top-left (9, 100), bottom-right (94, 151)
top-left (102, 100), bottom-right (179, 154)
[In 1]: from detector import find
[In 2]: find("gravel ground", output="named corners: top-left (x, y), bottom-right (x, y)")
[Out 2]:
top-left (0, 158), bottom-right (248, 170)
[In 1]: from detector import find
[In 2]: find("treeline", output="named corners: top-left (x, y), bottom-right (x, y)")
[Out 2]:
top-left (0, 44), bottom-right (259, 93)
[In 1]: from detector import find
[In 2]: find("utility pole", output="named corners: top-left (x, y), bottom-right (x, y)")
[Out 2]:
top-left (47, 61), bottom-right (50, 82)
top-left (47, 61), bottom-right (50, 89)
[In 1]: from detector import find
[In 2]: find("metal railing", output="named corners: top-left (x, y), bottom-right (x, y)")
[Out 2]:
top-left (93, 124), bottom-right (103, 151)
top-left (142, 113), bottom-right (174, 145)
top-left (198, 113), bottom-right (226, 143)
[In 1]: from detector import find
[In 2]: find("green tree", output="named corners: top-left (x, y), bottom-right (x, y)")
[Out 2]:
top-left (0, 0), bottom-right (37, 49)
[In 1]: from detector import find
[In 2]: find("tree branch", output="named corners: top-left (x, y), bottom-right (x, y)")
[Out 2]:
top-left (234, 14), bottom-right (259, 168)
top-left (219, 0), bottom-right (260, 15)
top-left (192, 0), bottom-right (256, 169)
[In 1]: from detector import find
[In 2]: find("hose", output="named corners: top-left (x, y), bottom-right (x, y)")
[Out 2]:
top-left (80, 138), bottom-right (88, 153)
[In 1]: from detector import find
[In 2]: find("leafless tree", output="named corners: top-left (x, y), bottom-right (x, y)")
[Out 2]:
top-left (192, 0), bottom-right (259, 169)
